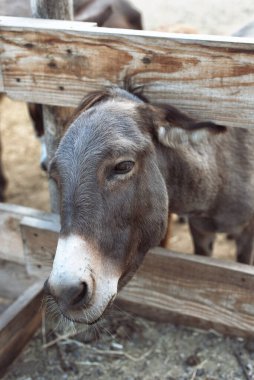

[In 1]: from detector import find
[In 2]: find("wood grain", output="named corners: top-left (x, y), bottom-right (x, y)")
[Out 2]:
top-left (0, 281), bottom-right (43, 377)
top-left (21, 216), bottom-right (59, 278)
top-left (117, 248), bottom-right (254, 337)
top-left (30, 0), bottom-right (77, 214)
top-left (1, 16), bottom-right (254, 128)
top-left (0, 202), bottom-right (58, 264)
top-left (21, 213), bottom-right (254, 337)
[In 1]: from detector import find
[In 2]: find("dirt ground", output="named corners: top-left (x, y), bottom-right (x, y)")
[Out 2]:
top-left (1, 0), bottom-right (254, 378)
top-left (3, 309), bottom-right (254, 380)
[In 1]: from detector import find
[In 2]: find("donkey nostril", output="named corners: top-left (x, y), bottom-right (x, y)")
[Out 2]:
top-left (71, 282), bottom-right (88, 306)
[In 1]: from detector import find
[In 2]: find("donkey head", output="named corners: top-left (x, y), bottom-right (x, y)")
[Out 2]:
top-left (46, 87), bottom-right (226, 324)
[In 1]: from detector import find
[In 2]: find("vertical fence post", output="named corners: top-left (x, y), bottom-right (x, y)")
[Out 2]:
top-left (30, 0), bottom-right (73, 212)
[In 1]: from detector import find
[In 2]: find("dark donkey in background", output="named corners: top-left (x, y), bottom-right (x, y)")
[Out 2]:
top-left (46, 86), bottom-right (254, 325)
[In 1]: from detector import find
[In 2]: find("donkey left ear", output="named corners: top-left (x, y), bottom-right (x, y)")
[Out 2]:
top-left (145, 103), bottom-right (227, 148)
top-left (68, 90), bottom-right (111, 126)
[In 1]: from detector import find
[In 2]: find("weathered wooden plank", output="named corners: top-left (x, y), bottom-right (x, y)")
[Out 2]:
top-left (0, 281), bottom-right (43, 377)
top-left (0, 16), bottom-right (96, 94)
top-left (117, 248), bottom-right (254, 338)
top-left (0, 259), bottom-right (37, 300)
top-left (0, 202), bottom-right (58, 264)
top-left (21, 214), bottom-right (254, 337)
top-left (30, 0), bottom-right (75, 213)
top-left (21, 216), bottom-right (59, 277)
top-left (1, 17), bottom-right (254, 128)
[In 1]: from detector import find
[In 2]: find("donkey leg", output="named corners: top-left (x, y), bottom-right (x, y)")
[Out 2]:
top-left (189, 217), bottom-right (216, 257)
top-left (235, 219), bottom-right (254, 264)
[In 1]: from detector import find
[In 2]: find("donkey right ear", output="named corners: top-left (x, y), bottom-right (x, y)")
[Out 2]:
top-left (143, 103), bottom-right (227, 148)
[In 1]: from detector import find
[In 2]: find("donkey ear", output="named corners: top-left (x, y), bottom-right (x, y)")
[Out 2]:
top-left (68, 91), bottom-right (110, 125)
top-left (147, 104), bottom-right (227, 148)
top-left (78, 91), bottom-right (110, 111)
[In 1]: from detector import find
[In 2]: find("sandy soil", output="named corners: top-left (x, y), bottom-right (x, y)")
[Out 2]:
top-left (1, 0), bottom-right (254, 379)
top-left (0, 97), bottom-right (50, 211)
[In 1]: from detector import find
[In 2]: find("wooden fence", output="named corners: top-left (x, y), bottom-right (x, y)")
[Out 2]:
top-left (1, 16), bottom-right (254, 128)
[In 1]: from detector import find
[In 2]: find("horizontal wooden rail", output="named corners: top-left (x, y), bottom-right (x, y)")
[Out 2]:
top-left (21, 213), bottom-right (254, 337)
top-left (0, 202), bottom-right (59, 264)
top-left (0, 204), bottom-right (31, 264)
top-left (0, 203), bottom-right (52, 375)
top-left (0, 281), bottom-right (43, 377)
top-left (1, 16), bottom-right (254, 128)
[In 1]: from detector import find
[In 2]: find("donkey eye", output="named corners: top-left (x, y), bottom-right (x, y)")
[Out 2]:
top-left (113, 161), bottom-right (135, 174)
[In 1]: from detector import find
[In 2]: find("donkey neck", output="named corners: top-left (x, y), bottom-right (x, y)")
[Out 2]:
top-left (156, 141), bottom-right (220, 215)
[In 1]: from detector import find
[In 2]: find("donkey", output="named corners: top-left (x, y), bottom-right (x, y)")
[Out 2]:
top-left (74, 0), bottom-right (142, 29)
top-left (2, 0), bottom-right (142, 30)
top-left (45, 86), bottom-right (254, 325)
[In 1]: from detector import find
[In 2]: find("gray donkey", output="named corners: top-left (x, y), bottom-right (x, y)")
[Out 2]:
top-left (45, 86), bottom-right (254, 325)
